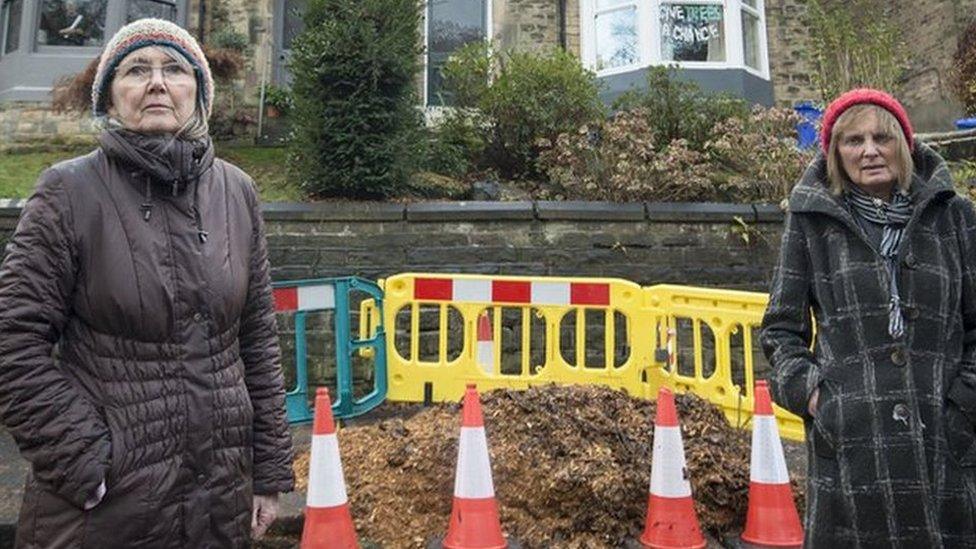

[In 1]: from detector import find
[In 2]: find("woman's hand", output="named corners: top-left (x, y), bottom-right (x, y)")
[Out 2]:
top-left (808, 387), bottom-right (820, 417)
top-left (251, 493), bottom-right (279, 540)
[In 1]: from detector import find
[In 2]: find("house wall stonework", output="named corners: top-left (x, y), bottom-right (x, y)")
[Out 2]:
top-left (889, 0), bottom-right (976, 131)
top-left (764, 0), bottom-right (819, 107)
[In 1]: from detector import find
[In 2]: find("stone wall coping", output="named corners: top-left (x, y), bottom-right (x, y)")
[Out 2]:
top-left (0, 199), bottom-right (788, 223)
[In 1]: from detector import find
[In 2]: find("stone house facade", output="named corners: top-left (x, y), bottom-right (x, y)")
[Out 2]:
top-left (0, 0), bottom-right (971, 143)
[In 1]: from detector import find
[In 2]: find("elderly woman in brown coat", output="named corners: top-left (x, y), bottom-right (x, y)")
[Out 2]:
top-left (762, 88), bottom-right (976, 547)
top-left (0, 19), bottom-right (294, 547)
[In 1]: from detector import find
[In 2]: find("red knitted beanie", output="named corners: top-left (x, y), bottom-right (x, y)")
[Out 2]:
top-left (820, 88), bottom-right (914, 153)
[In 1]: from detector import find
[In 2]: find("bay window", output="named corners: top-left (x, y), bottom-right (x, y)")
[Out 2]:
top-left (581, 0), bottom-right (768, 78)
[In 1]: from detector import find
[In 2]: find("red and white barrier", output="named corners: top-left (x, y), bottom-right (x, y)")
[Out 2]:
top-left (415, 277), bottom-right (610, 307)
top-left (274, 284), bottom-right (336, 312)
top-left (300, 388), bottom-right (358, 549)
top-left (443, 384), bottom-right (508, 549)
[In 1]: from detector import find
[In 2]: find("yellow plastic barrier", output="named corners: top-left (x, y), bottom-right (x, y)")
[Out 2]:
top-left (381, 273), bottom-right (661, 403)
top-left (644, 285), bottom-right (804, 442)
top-left (375, 273), bottom-right (805, 442)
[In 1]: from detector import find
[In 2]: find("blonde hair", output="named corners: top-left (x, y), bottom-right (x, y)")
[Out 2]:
top-left (826, 104), bottom-right (913, 195)
top-left (103, 45), bottom-right (210, 141)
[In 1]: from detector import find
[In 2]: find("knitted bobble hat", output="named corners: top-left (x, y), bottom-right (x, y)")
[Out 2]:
top-left (91, 18), bottom-right (214, 118)
top-left (820, 88), bottom-right (913, 153)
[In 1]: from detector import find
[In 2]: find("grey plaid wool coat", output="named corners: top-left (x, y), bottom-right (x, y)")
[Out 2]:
top-left (762, 143), bottom-right (976, 548)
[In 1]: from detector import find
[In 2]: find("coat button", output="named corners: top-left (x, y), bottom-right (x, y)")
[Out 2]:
top-left (903, 253), bottom-right (918, 269)
top-left (192, 312), bottom-right (203, 322)
top-left (905, 306), bottom-right (919, 320)
top-left (891, 348), bottom-right (906, 366)
top-left (893, 403), bottom-right (911, 423)
top-left (197, 473), bottom-right (206, 483)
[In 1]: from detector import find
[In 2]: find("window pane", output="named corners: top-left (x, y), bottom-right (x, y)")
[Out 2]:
top-left (427, 0), bottom-right (487, 106)
top-left (742, 10), bottom-right (760, 70)
top-left (38, 0), bottom-right (107, 47)
top-left (282, 0), bottom-right (307, 50)
top-left (126, 0), bottom-right (177, 23)
top-left (596, 0), bottom-right (631, 9)
top-left (743, 0), bottom-right (757, 7)
top-left (4, 0), bottom-right (22, 54)
top-left (595, 6), bottom-right (638, 70)
top-left (660, 3), bottom-right (725, 62)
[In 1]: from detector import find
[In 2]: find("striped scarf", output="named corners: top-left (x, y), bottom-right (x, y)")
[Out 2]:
top-left (845, 185), bottom-right (913, 338)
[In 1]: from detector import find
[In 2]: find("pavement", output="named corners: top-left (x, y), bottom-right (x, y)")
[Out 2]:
top-left (0, 424), bottom-right (313, 548)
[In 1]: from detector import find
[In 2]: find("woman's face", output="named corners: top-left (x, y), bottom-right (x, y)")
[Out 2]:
top-left (108, 46), bottom-right (197, 135)
top-left (838, 111), bottom-right (900, 197)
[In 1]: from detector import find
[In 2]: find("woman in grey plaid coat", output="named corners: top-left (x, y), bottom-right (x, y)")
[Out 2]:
top-left (762, 88), bottom-right (976, 547)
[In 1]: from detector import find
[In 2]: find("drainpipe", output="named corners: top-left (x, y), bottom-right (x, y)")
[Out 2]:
top-left (557, 0), bottom-right (567, 50)
top-left (197, 0), bottom-right (206, 43)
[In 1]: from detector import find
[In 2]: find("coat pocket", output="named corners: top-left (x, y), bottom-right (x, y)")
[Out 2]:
top-left (812, 380), bottom-right (841, 458)
top-left (945, 403), bottom-right (976, 468)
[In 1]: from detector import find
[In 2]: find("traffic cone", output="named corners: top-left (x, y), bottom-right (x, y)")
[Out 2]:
top-left (640, 387), bottom-right (706, 549)
top-left (442, 384), bottom-right (507, 549)
top-left (300, 388), bottom-right (359, 549)
top-left (740, 381), bottom-right (803, 547)
top-left (477, 312), bottom-right (494, 375)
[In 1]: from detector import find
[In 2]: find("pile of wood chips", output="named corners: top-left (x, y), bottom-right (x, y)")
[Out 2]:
top-left (292, 384), bottom-right (805, 548)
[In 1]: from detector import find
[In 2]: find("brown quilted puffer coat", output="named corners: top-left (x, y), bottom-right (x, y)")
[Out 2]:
top-left (0, 129), bottom-right (295, 548)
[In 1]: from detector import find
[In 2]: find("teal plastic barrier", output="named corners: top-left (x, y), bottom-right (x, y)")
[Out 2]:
top-left (271, 277), bottom-right (387, 422)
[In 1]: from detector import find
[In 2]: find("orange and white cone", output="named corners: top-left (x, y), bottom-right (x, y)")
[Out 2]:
top-left (477, 312), bottom-right (494, 375)
top-left (640, 387), bottom-right (706, 549)
top-left (442, 384), bottom-right (507, 549)
top-left (300, 388), bottom-right (359, 549)
top-left (740, 380), bottom-right (803, 547)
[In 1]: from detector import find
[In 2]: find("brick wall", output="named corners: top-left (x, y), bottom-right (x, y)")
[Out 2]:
top-left (0, 104), bottom-right (99, 146)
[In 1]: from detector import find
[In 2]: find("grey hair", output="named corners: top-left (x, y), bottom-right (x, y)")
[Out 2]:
top-left (101, 45), bottom-right (210, 141)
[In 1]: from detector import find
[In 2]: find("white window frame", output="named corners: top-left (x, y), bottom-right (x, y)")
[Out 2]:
top-left (580, 0), bottom-right (769, 80)
top-left (422, 0), bottom-right (492, 108)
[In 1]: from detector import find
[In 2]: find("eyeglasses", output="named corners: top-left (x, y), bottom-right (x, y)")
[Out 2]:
top-left (115, 62), bottom-right (195, 84)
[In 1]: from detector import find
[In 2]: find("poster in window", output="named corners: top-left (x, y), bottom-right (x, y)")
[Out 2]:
top-left (659, 3), bottom-right (725, 62)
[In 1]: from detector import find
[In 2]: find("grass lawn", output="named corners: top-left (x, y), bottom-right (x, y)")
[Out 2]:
top-left (0, 144), bottom-right (302, 202)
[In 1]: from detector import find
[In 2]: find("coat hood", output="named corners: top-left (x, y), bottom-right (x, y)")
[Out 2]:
top-left (99, 129), bottom-right (214, 193)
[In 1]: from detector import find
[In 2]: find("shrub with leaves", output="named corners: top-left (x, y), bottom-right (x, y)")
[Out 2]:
top-left (806, 0), bottom-right (906, 102)
top-left (611, 66), bottom-right (749, 152)
top-left (707, 106), bottom-right (814, 202)
top-left (538, 109), bottom-right (712, 201)
top-left (950, 19), bottom-right (976, 116)
top-left (443, 43), bottom-right (605, 180)
top-left (289, 0), bottom-right (424, 198)
top-left (539, 105), bottom-right (812, 203)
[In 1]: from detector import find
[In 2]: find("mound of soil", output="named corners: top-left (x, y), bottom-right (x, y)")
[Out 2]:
top-left (292, 385), bottom-right (805, 548)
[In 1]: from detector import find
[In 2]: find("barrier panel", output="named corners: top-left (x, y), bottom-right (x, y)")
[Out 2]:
top-left (376, 273), bottom-right (804, 441)
top-left (644, 285), bottom-right (804, 442)
top-left (380, 273), bottom-right (664, 404)
top-left (273, 277), bottom-right (387, 421)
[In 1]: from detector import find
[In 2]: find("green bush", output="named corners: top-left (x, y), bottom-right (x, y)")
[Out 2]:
top-left (806, 0), bottom-right (906, 102)
top-left (539, 105), bottom-right (812, 203)
top-left (289, 0), bottom-right (423, 198)
top-left (209, 28), bottom-right (250, 53)
top-left (418, 112), bottom-right (486, 179)
top-left (263, 84), bottom-right (294, 114)
top-left (612, 66), bottom-right (749, 151)
top-left (443, 43), bottom-right (605, 179)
